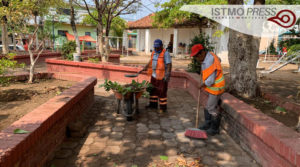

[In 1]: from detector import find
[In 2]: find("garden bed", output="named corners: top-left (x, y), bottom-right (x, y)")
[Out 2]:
top-left (0, 79), bottom-right (74, 131)
top-left (0, 73), bottom-right (97, 167)
top-left (233, 94), bottom-right (299, 130)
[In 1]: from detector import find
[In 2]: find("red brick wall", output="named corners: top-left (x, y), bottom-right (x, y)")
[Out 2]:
top-left (0, 73), bottom-right (97, 167)
top-left (0, 52), bottom-right (62, 65)
top-left (45, 59), bottom-right (300, 167)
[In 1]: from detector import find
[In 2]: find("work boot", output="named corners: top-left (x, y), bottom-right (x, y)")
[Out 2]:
top-left (206, 114), bottom-right (222, 136)
top-left (198, 109), bottom-right (212, 130)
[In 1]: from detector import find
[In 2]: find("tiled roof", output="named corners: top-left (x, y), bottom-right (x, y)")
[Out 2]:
top-left (128, 13), bottom-right (155, 29)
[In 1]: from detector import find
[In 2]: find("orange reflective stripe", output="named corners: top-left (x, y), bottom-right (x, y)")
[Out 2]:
top-left (150, 96), bottom-right (158, 98)
top-left (159, 98), bottom-right (167, 100)
top-left (159, 102), bottom-right (167, 105)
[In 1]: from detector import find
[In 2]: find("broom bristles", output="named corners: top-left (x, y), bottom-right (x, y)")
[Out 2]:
top-left (185, 128), bottom-right (207, 139)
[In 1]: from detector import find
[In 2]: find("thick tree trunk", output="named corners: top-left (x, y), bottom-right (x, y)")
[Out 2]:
top-left (228, 30), bottom-right (260, 97)
top-left (1, 23), bottom-right (9, 54)
top-left (69, 0), bottom-right (81, 56)
top-left (227, 0), bottom-right (264, 98)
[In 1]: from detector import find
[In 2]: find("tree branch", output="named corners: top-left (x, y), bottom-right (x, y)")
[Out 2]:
top-left (74, 0), bottom-right (99, 21)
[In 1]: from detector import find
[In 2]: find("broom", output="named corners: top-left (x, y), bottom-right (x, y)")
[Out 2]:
top-left (184, 76), bottom-right (207, 139)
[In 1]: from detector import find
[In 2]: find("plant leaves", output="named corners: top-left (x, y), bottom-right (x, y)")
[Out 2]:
top-left (275, 106), bottom-right (286, 113)
top-left (14, 129), bottom-right (30, 134)
top-left (160, 155), bottom-right (168, 161)
top-left (131, 165), bottom-right (138, 167)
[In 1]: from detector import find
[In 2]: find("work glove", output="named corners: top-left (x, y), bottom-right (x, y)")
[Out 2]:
top-left (163, 73), bottom-right (170, 82)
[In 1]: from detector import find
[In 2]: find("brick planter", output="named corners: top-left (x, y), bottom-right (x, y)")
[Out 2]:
top-left (46, 59), bottom-right (300, 167)
top-left (0, 52), bottom-right (62, 65)
top-left (0, 73), bottom-right (97, 167)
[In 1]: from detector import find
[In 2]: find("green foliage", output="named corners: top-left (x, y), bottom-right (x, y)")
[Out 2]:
top-left (82, 11), bottom-right (127, 37)
top-left (287, 44), bottom-right (300, 56)
top-left (153, 0), bottom-right (227, 28)
top-left (13, 128), bottom-right (30, 134)
top-left (279, 38), bottom-right (300, 50)
top-left (268, 39), bottom-right (277, 55)
top-left (100, 79), bottom-right (151, 96)
top-left (159, 155), bottom-right (168, 161)
top-left (61, 41), bottom-right (76, 60)
top-left (0, 53), bottom-right (25, 86)
top-left (187, 33), bottom-right (214, 73)
top-left (88, 57), bottom-right (100, 63)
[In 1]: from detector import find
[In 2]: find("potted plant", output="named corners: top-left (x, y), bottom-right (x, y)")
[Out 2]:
top-left (100, 79), bottom-right (150, 100)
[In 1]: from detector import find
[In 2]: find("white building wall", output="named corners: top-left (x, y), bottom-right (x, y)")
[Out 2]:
top-left (148, 28), bottom-right (173, 50)
top-left (134, 25), bottom-right (229, 64)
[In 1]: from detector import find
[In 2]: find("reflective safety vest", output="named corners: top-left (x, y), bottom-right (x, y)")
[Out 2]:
top-left (147, 49), bottom-right (166, 80)
top-left (202, 52), bottom-right (225, 95)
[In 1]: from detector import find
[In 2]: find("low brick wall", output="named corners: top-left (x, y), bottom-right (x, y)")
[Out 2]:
top-left (45, 59), bottom-right (300, 167)
top-left (0, 52), bottom-right (62, 65)
top-left (263, 92), bottom-right (300, 115)
top-left (0, 73), bottom-right (97, 167)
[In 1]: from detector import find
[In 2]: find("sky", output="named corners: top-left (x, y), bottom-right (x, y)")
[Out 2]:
top-left (120, 0), bottom-right (169, 21)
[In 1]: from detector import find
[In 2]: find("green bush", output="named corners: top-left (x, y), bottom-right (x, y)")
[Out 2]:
top-left (61, 41), bottom-right (76, 60)
top-left (0, 53), bottom-right (25, 86)
top-left (268, 39), bottom-right (277, 55)
top-left (88, 57), bottom-right (100, 63)
top-left (286, 44), bottom-right (300, 63)
top-left (187, 33), bottom-right (214, 73)
top-left (279, 38), bottom-right (300, 50)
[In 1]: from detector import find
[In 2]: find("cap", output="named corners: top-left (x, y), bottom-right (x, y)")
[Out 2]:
top-left (190, 44), bottom-right (204, 57)
top-left (154, 39), bottom-right (163, 48)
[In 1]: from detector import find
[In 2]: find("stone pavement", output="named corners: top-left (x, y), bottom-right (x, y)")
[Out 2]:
top-left (47, 84), bottom-right (259, 167)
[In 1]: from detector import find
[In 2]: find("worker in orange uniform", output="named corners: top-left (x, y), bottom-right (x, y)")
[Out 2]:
top-left (139, 39), bottom-right (172, 113)
top-left (191, 44), bottom-right (225, 136)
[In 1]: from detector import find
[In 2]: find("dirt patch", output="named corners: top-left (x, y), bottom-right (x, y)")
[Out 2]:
top-left (0, 79), bottom-right (74, 131)
top-left (234, 94), bottom-right (299, 129)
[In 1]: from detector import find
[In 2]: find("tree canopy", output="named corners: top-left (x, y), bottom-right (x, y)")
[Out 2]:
top-left (82, 11), bottom-right (127, 37)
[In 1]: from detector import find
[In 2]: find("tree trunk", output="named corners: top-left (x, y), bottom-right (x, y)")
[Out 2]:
top-left (69, 0), bottom-right (81, 56)
top-left (96, 27), bottom-right (99, 54)
top-left (97, 23), bottom-right (105, 62)
top-left (1, 23), bottom-right (9, 55)
top-left (12, 32), bottom-right (16, 51)
top-left (227, 0), bottom-right (264, 98)
top-left (28, 64), bottom-right (35, 83)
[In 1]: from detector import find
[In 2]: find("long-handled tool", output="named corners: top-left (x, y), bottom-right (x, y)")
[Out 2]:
top-left (184, 75), bottom-right (207, 139)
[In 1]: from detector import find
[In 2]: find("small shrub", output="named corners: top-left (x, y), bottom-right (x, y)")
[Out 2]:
top-left (0, 53), bottom-right (25, 86)
top-left (61, 41), bottom-right (76, 60)
top-left (268, 39), bottom-right (277, 55)
top-left (88, 57), bottom-right (100, 63)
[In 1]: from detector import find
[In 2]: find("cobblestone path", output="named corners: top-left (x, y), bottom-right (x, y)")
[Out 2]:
top-left (47, 84), bottom-right (259, 167)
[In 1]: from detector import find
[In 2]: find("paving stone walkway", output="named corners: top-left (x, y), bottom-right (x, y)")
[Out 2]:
top-left (47, 84), bottom-right (259, 167)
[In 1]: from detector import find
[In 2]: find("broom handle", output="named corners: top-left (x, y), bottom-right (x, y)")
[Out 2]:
top-left (196, 75), bottom-right (202, 128)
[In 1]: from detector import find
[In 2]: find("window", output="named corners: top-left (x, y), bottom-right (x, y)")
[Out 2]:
top-left (57, 8), bottom-right (71, 15)
top-left (85, 32), bottom-right (92, 46)
top-left (85, 32), bottom-right (91, 36)
top-left (58, 30), bottom-right (68, 37)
